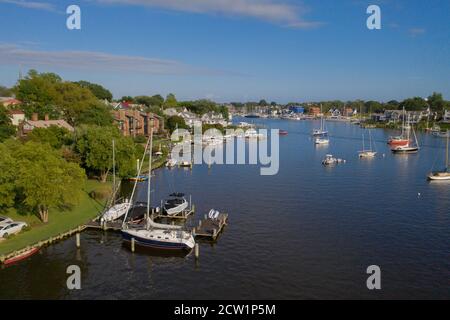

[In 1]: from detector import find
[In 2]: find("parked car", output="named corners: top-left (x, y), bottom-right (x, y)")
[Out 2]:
top-left (0, 222), bottom-right (28, 238)
top-left (0, 216), bottom-right (13, 227)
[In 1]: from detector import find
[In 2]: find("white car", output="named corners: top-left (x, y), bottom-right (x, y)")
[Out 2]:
top-left (0, 216), bottom-right (13, 227)
top-left (0, 222), bottom-right (27, 238)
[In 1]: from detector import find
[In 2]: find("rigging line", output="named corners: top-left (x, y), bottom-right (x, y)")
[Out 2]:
top-left (121, 136), bottom-right (152, 228)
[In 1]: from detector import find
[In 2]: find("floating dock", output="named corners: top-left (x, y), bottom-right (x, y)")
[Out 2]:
top-left (193, 213), bottom-right (228, 240)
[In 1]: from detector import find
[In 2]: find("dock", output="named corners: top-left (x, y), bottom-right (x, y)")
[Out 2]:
top-left (84, 220), bottom-right (123, 231)
top-left (152, 206), bottom-right (196, 221)
top-left (193, 213), bottom-right (228, 240)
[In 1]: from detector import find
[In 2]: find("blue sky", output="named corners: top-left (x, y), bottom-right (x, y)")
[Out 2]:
top-left (0, 0), bottom-right (449, 102)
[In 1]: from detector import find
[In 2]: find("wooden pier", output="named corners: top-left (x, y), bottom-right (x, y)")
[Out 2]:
top-left (84, 220), bottom-right (123, 231)
top-left (193, 213), bottom-right (228, 240)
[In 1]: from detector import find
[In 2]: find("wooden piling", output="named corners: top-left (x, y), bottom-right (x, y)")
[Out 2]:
top-left (76, 233), bottom-right (80, 248)
top-left (194, 243), bottom-right (199, 259)
top-left (131, 238), bottom-right (135, 252)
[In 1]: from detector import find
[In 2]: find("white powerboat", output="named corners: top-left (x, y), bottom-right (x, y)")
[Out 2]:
top-left (315, 137), bottom-right (329, 145)
top-left (164, 193), bottom-right (189, 216)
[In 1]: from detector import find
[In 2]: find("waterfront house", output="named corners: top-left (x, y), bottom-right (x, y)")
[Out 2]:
top-left (201, 111), bottom-right (228, 127)
top-left (289, 106), bottom-right (305, 114)
top-left (113, 110), bottom-right (163, 137)
top-left (442, 110), bottom-right (450, 123)
top-left (163, 108), bottom-right (179, 117)
top-left (0, 97), bottom-right (21, 108)
top-left (309, 107), bottom-right (321, 116)
top-left (20, 113), bottom-right (74, 135)
top-left (7, 110), bottom-right (25, 126)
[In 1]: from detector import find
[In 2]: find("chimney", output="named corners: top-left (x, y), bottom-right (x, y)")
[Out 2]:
top-left (44, 114), bottom-right (49, 121)
top-left (31, 113), bottom-right (38, 121)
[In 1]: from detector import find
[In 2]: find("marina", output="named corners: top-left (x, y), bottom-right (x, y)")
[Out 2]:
top-left (1, 118), bottom-right (449, 299)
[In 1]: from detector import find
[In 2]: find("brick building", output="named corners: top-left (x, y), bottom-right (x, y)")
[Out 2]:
top-left (113, 110), bottom-right (163, 137)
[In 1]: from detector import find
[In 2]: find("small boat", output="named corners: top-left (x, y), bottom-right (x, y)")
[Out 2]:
top-left (388, 107), bottom-right (409, 146)
top-left (245, 114), bottom-right (260, 119)
top-left (163, 193), bottom-right (189, 216)
top-left (392, 115), bottom-right (420, 154)
top-left (128, 175), bottom-right (148, 182)
top-left (322, 154), bottom-right (345, 166)
top-left (166, 158), bottom-right (177, 168)
top-left (101, 201), bottom-right (131, 222)
top-left (3, 246), bottom-right (40, 266)
top-left (315, 137), bottom-right (329, 145)
top-left (279, 130), bottom-right (288, 136)
top-left (359, 130), bottom-right (377, 158)
top-left (428, 130), bottom-right (450, 181)
top-left (179, 160), bottom-right (192, 167)
top-left (312, 104), bottom-right (328, 136)
top-left (388, 136), bottom-right (409, 146)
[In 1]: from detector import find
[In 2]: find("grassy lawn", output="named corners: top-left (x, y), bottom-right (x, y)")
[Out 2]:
top-left (0, 180), bottom-right (111, 256)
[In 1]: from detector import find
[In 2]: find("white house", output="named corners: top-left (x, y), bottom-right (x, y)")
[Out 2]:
top-left (8, 110), bottom-right (25, 126)
top-left (443, 110), bottom-right (450, 123)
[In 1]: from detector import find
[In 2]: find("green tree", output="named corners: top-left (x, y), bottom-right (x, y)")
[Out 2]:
top-left (0, 143), bottom-right (17, 208)
top-left (13, 70), bottom-right (61, 118)
top-left (0, 104), bottom-right (16, 142)
top-left (259, 99), bottom-right (268, 106)
top-left (401, 97), bottom-right (428, 111)
top-left (75, 81), bottom-right (113, 101)
top-left (427, 92), bottom-right (448, 112)
top-left (76, 102), bottom-right (114, 126)
top-left (0, 86), bottom-right (12, 97)
top-left (55, 81), bottom-right (99, 126)
top-left (164, 93), bottom-right (178, 108)
top-left (166, 116), bottom-right (187, 133)
top-left (15, 142), bottom-right (86, 223)
top-left (121, 96), bottom-right (134, 102)
top-left (27, 125), bottom-right (72, 149)
top-left (75, 125), bottom-right (138, 182)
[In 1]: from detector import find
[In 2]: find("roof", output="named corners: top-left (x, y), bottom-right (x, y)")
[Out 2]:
top-left (8, 109), bottom-right (25, 115)
top-left (26, 120), bottom-right (74, 131)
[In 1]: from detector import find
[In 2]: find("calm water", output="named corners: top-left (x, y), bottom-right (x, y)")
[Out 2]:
top-left (1, 118), bottom-right (449, 299)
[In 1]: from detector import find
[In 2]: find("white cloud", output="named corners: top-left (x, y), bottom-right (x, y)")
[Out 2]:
top-left (95, 0), bottom-right (321, 28)
top-left (408, 28), bottom-right (426, 37)
top-left (0, 0), bottom-right (56, 12)
top-left (0, 43), bottom-right (231, 75)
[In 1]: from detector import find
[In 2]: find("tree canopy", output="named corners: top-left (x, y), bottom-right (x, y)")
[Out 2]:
top-left (166, 115), bottom-right (188, 133)
top-left (0, 104), bottom-right (16, 142)
top-left (15, 141), bottom-right (86, 223)
top-left (75, 81), bottom-right (113, 101)
top-left (164, 93), bottom-right (178, 108)
top-left (75, 125), bottom-right (139, 182)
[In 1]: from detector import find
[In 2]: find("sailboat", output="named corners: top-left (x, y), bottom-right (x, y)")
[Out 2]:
top-left (101, 139), bottom-right (131, 222)
top-left (428, 130), bottom-right (450, 180)
top-left (388, 108), bottom-right (409, 146)
top-left (359, 130), bottom-right (377, 158)
top-left (392, 114), bottom-right (420, 154)
top-left (121, 129), bottom-right (195, 251)
top-left (312, 105), bottom-right (328, 136)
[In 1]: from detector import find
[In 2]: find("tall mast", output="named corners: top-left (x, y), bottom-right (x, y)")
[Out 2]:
top-left (112, 139), bottom-right (116, 198)
top-left (147, 128), bottom-right (153, 226)
top-left (446, 130), bottom-right (449, 169)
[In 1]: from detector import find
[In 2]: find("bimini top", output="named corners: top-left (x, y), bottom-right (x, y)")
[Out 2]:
top-left (169, 193), bottom-right (185, 198)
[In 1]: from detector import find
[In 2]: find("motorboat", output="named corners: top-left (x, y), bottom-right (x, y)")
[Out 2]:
top-left (322, 154), bottom-right (345, 166)
top-left (163, 193), bottom-right (189, 216)
top-left (315, 137), bottom-right (329, 145)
